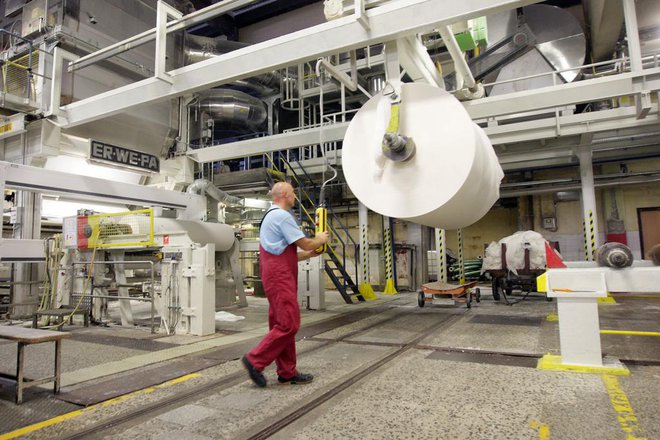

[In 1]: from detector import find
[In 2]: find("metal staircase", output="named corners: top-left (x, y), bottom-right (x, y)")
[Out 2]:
top-left (269, 153), bottom-right (364, 303)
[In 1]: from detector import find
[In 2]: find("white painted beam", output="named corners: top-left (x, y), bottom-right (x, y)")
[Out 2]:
top-left (1, 161), bottom-right (199, 210)
top-left (188, 123), bottom-right (350, 162)
top-left (188, 102), bottom-right (657, 164)
top-left (60, 0), bottom-right (541, 128)
top-left (464, 67), bottom-right (660, 119)
top-left (0, 239), bottom-right (45, 262)
top-left (484, 105), bottom-right (659, 144)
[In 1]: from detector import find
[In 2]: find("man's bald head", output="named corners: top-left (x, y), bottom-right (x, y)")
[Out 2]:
top-left (271, 182), bottom-right (296, 209)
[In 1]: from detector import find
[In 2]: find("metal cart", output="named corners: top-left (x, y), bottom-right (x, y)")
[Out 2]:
top-left (484, 242), bottom-right (555, 304)
top-left (418, 281), bottom-right (481, 309)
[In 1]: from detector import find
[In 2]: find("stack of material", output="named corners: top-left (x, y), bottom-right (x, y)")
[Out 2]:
top-left (448, 259), bottom-right (483, 281)
top-left (482, 231), bottom-right (549, 275)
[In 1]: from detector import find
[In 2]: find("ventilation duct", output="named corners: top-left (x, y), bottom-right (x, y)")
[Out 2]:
top-left (194, 89), bottom-right (267, 129)
top-left (184, 35), bottom-right (280, 96)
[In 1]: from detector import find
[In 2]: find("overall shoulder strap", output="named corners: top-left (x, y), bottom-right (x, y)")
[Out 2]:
top-left (258, 207), bottom-right (279, 229)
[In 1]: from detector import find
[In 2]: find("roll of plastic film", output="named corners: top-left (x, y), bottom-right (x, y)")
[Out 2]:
top-left (343, 82), bottom-right (503, 229)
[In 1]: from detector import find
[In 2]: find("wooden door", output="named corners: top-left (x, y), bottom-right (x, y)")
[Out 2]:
top-left (638, 207), bottom-right (660, 259)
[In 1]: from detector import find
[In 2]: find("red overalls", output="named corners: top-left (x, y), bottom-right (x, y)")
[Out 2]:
top-left (246, 242), bottom-right (300, 378)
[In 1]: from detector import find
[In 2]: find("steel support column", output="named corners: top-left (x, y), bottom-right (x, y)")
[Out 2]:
top-left (358, 202), bottom-right (375, 299)
top-left (621, 0), bottom-right (652, 119)
top-left (435, 228), bottom-right (447, 283)
top-left (577, 142), bottom-right (600, 260)
top-left (622, 0), bottom-right (642, 73)
top-left (11, 190), bottom-right (42, 318)
top-left (382, 216), bottom-right (397, 294)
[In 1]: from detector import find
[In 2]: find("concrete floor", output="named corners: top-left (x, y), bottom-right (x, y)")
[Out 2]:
top-left (0, 289), bottom-right (658, 439)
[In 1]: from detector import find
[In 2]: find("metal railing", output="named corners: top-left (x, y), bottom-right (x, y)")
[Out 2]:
top-left (480, 50), bottom-right (660, 89)
top-left (0, 28), bottom-right (36, 100)
top-left (71, 260), bottom-right (156, 333)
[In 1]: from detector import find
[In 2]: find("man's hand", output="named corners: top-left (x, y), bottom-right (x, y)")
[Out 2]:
top-left (313, 231), bottom-right (330, 254)
top-left (316, 231), bottom-right (330, 244)
top-left (295, 231), bottom-right (330, 253)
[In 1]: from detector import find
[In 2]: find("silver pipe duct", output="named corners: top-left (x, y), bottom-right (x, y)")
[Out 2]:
top-left (184, 36), bottom-right (250, 65)
top-left (500, 173), bottom-right (660, 198)
top-left (187, 179), bottom-right (244, 206)
top-left (69, 0), bottom-right (261, 72)
top-left (438, 25), bottom-right (476, 90)
top-left (184, 35), bottom-right (280, 96)
top-left (195, 89), bottom-right (267, 128)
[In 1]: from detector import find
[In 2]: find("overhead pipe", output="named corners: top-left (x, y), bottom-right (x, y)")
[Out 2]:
top-left (187, 179), bottom-right (243, 206)
top-left (68, 0), bottom-right (261, 72)
top-left (315, 58), bottom-right (358, 92)
top-left (184, 35), bottom-right (280, 96)
top-left (396, 36), bottom-right (445, 88)
top-left (500, 172), bottom-right (660, 198)
top-left (437, 26), bottom-right (483, 99)
top-left (437, 26), bottom-right (476, 89)
top-left (622, 0), bottom-right (642, 73)
top-left (193, 89), bottom-right (267, 129)
top-left (315, 53), bottom-right (372, 98)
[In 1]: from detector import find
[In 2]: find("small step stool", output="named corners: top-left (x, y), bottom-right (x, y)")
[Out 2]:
top-left (33, 306), bottom-right (90, 330)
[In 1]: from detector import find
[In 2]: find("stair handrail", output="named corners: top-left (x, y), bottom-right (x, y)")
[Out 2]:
top-left (280, 156), bottom-right (355, 293)
top-left (292, 158), bottom-right (359, 251)
top-left (287, 157), bottom-right (362, 287)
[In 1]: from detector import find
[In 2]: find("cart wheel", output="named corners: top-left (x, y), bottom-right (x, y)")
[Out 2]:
top-left (417, 291), bottom-right (425, 308)
top-left (491, 278), bottom-right (501, 301)
top-left (466, 291), bottom-right (472, 309)
top-left (504, 280), bottom-right (513, 296)
top-left (476, 288), bottom-right (481, 303)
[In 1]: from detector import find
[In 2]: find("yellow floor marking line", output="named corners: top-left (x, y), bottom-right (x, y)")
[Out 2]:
top-left (0, 373), bottom-right (201, 440)
top-left (601, 330), bottom-right (660, 337)
top-left (545, 313), bottom-right (558, 322)
top-left (601, 374), bottom-right (647, 440)
top-left (610, 295), bottom-right (660, 299)
top-left (537, 354), bottom-right (629, 375)
top-left (529, 420), bottom-right (550, 440)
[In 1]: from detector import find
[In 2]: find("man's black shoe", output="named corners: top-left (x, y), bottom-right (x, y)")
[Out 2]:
top-left (277, 373), bottom-right (314, 385)
top-left (242, 356), bottom-right (267, 387)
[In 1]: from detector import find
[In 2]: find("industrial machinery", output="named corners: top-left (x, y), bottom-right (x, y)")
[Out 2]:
top-left (0, 161), bottom-right (246, 336)
top-left (0, 0), bottom-right (658, 318)
top-left (58, 210), bottom-right (245, 336)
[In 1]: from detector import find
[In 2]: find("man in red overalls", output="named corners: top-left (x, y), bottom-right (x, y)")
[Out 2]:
top-left (242, 182), bottom-right (329, 387)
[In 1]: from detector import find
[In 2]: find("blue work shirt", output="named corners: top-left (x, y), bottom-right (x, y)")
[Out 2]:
top-left (260, 207), bottom-right (305, 255)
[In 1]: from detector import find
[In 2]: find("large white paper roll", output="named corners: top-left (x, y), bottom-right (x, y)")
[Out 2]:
top-left (154, 218), bottom-right (235, 251)
top-left (343, 82), bottom-right (503, 229)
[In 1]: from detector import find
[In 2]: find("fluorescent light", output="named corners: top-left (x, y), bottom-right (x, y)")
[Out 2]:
top-left (45, 155), bottom-right (142, 184)
top-left (41, 199), bottom-right (127, 220)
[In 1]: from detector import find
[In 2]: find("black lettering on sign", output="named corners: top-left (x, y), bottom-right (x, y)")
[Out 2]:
top-left (89, 140), bottom-right (160, 173)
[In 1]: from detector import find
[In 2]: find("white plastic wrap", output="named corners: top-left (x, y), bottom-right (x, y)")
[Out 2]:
top-left (482, 241), bottom-right (502, 271)
top-left (482, 231), bottom-right (549, 275)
